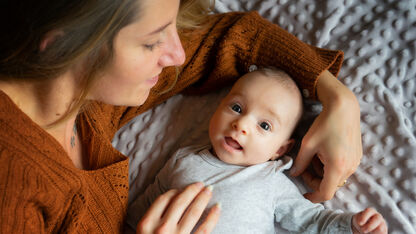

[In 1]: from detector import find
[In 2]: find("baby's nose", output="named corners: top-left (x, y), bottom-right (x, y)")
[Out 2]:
top-left (232, 122), bottom-right (247, 135)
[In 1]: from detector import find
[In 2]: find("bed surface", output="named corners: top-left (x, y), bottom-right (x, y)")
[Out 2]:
top-left (113, 1), bottom-right (416, 233)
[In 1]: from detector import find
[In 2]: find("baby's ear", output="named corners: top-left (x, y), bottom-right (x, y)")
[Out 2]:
top-left (271, 139), bottom-right (295, 160)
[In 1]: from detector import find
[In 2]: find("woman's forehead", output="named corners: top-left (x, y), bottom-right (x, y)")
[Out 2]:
top-left (129, 0), bottom-right (180, 37)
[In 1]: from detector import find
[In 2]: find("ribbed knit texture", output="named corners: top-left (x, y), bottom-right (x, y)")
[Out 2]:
top-left (0, 90), bottom-right (129, 233)
top-left (0, 12), bottom-right (343, 233)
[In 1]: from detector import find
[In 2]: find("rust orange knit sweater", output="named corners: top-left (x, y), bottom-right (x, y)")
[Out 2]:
top-left (0, 12), bottom-right (343, 233)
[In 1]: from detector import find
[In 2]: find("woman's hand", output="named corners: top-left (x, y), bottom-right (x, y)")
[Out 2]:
top-left (137, 182), bottom-right (220, 234)
top-left (291, 70), bottom-right (362, 203)
top-left (352, 208), bottom-right (388, 234)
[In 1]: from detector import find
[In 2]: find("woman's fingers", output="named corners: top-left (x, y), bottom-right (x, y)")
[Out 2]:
top-left (179, 186), bottom-right (214, 233)
top-left (311, 157), bottom-right (324, 177)
top-left (162, 182), bottom-right (205, 224)
top-left (137, 189), bottom-right (179, 233)
top-left (300, 170), bottom-right (321, 191)
top-left (194, 203), bottom-right (221, 234)
top-left (302, 166), bottom-right (340, 202)
top-left (290, 139), bottom-right (315, 177)
top-left (138, 182), bottom-right (219, 234)
top-left (314, 164), bottom-right (341, 201)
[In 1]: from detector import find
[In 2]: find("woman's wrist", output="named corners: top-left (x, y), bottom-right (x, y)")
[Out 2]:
top-left (316, 70), bottom-right (359, 110)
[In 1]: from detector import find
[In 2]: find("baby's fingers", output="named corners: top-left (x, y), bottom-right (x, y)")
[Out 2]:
top-left (372, 222), bottom-right (388, 234)
top-left (355, 208), bottom-right (387, 234)
top-left (361, 214), bottom-right (383, 233)
top-left (355, 207), bottom-right (377, 225)
top-left (194, 203), bottom-right (221, 234)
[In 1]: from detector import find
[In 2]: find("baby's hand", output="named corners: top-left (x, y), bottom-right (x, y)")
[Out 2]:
top-left (352, 207), bottom-right (387, 234)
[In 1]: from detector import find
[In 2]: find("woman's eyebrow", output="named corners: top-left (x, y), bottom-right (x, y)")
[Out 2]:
top-left (146, 21), bottom-right (172, 36)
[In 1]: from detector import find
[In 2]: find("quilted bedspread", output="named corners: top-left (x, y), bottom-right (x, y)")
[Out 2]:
top-left (113, 1), bottom-right (416, 233)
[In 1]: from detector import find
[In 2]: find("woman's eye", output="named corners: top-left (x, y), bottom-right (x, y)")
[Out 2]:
top-left (143, 41), bottom-right (162, 51)
top-left (260, 122), bottom-right (271, 131)
top-left (143, 44), bottom-right (155, 51)
top-left (231, 104), bottom-right (242, 113)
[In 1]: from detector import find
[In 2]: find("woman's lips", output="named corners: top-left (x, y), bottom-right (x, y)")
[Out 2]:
top-left (223, 136), bottom-right (243, 152)
top-left (147, 75), bottom-right (159, 86)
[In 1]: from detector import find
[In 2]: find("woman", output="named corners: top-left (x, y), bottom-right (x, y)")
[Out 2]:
top-left (0, 0), bottom-right (361, 233)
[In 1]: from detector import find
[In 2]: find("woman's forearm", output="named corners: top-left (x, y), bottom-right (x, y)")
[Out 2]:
top-left (293, 69), bottom-right (363, 202)
top-left (316, 70), bottom-right (359, 110)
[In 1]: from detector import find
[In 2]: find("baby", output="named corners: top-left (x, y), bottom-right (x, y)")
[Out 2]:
top-left (127, 68), bottom-right (387, 233)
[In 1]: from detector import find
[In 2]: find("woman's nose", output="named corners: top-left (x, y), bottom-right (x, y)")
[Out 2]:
top-left (158, 28), bottom-right (185, 67)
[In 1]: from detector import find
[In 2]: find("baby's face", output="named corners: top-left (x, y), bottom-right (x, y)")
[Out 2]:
top-left (209, 72), bottom-right (301, 166)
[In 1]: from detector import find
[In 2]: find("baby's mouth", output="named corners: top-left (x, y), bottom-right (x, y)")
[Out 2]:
top-left (225, 136), bottom-right (243, 150)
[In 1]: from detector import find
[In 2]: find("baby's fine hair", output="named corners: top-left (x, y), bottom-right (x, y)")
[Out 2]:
top-left (252, 67), bottom-right (304, 130)
top-left (256, 67), bottom-right (300, 92)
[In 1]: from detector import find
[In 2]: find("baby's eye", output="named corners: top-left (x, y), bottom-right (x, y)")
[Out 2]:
top-left (231, 103), bottom-right (242, 113)
top-left (260, 122), bottom-right (271, 131)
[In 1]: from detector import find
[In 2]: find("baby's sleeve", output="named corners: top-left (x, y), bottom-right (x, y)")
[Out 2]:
top-left (273, 174), bottom-right (354, 234)
top-left (125, 151), bottom-right (181, 230)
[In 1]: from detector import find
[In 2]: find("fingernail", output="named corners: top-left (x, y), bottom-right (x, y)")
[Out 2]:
top-left (215, 202), bottom-right (221, 212)
top-left (290, 166), bottom-right (296, 175)
top-left (196, 182), bottom-right (204, 188)
top-left (205, 185), bottom-right (214, 193)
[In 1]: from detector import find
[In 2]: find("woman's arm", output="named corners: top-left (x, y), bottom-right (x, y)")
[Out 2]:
top-left (291, 70), bottom-right (362, 203)
top-left (109, 11), bottom-right (343, 132)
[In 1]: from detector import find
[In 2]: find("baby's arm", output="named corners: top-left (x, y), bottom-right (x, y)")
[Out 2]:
top-left (274, 173), bottom-right (355, 233)
top-left (126, 147), bottom-right (192, 230)
top-left (126, 155), bottom-right (177, 229)
top-left (352, 208), bottom-right (388, 234)
top-left (126, 171), bottom-right (168, 229)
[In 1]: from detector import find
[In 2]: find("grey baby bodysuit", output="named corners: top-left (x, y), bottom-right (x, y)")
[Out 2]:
top-left (127, 145), bottom-right (353, 234)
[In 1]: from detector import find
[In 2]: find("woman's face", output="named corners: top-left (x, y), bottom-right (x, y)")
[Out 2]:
top-left (88, 0), bottom-right (185, 106)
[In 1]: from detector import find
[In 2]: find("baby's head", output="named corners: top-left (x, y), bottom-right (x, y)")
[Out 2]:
top-left (209, 68), bottom-right (303, 166)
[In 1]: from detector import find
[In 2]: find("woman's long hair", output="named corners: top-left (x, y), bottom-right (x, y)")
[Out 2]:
top-left (0, 0), bottom-right (140, 127)
top-left (0, 0), bottom-right (214, 127)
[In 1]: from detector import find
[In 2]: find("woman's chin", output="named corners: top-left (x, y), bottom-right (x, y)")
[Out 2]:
top-left (97, 92), bottom-right (149, 106)
top-left (120, 90), bottom-right (150, 106)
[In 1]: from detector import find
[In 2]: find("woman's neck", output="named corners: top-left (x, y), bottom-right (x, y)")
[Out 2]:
top-left (0, 71), bottom-right (80, 154)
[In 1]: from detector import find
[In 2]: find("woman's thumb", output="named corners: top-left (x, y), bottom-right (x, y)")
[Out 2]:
top-left (290, 144), bottom-right (316, 176)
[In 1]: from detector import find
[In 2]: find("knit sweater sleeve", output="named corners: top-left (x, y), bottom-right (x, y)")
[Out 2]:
top-left (177, 11), bottom-right (344, 98)
top-left (0, 150), bottom-right (46, 233)
top-left (100, 11), bottom-right (343, 137)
